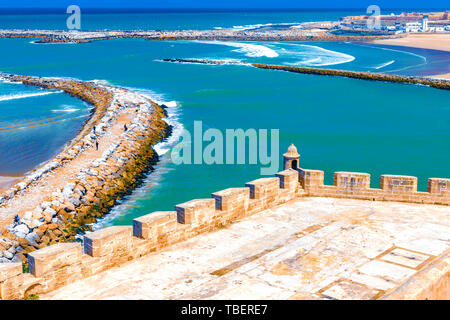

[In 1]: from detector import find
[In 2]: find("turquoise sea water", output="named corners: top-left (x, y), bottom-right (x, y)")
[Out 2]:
top-left (0, 10), bottom-right (449, 228)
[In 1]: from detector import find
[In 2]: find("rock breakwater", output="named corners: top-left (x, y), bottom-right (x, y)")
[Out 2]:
top-left (163, 58), bottom-right (450, 90)
top-left (0, 29), bottom-right (404, 44)
top-left (0, 74), bottom-right (170, 264)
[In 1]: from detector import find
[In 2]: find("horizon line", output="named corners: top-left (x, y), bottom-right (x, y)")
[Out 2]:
top-left (0, 7), bottom-right (447, 10)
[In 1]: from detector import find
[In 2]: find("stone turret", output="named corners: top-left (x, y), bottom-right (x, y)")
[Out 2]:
top-left (283, 144), bottom-right (300, 170)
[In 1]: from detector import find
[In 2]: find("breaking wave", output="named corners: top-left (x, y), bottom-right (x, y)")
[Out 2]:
top-left (373, 60), bottom-right (396, 70)
top-left (281, 44), bottom-right (355, 67)
top-left (0, 91), bottom-right (61, 102)
top-left (51, 104), bottom-right (80, 113)
top-left (198, 40), bottom-right (279, 58)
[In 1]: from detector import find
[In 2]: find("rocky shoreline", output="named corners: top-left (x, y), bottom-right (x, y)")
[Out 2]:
top-left (0, 29), bottom-right (403, 44)
top-left (163, 58), bottom-right (450, 90)
top-left (0, 74), bottom-right (170, 264)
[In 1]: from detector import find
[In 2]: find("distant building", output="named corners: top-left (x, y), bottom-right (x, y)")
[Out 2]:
top-left (422, 15), bottom-right (429, 31)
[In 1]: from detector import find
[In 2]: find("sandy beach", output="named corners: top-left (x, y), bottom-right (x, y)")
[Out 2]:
top-left (370, 33), bottom-right (450, 52)
top-left (430, 73), bottom-right (450, 80)
top-left (0, 176), bottom-right (20, 192)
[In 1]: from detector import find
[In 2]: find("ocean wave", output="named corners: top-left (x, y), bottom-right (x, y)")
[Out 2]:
top-left (51, 105), bottom-right (80, 113)
top-left (128, 88), bottom-right (185, 156)
top-left (0, 78), bottom-right (22, 85)
top-left (198, 40), bottom-right (279, 58)
top-left (0, 90), bottom-right (61, 102)
top-left (281, 44), bottom-right (355, 66)
top-left (214, 22), bottom-right (302, 31)
top-left (29, 40), bottom-right (76, 45)
top-left (373, 60), bottom-right (395, 70)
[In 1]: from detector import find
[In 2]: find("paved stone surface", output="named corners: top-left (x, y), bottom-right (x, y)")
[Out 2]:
top-left (40, 197), bottom-right (450, 300)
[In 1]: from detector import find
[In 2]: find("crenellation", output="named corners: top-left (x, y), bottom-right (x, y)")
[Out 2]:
top-left (334, 172), bottom-right (371, 193)
top-left (276, 169), bottom-right (300, 202)
top-left (28, 243), bottom-right (82, 277)
top-left (380, 175), bottom-right (418, 193)
top-left (133, 211), bottom-right (177, 240)
top-left (428, 178), bottom-right (450, 194)
top-left (211, 187), bottom-right (250, 214)
top-left (245, 177), bottom-right (280, 199)
top-left (83, 226), bottom-right (133, 258)
top-left (298, 169), bottom-right (325, 189)
top-left (175, 198), bottom-right (216, 225)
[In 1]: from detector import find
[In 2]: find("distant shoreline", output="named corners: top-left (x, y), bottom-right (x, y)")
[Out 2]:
top-left (0, 28), bottom-right (404, 43)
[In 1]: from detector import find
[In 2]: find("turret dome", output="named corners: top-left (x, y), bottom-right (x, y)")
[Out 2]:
top-left (283, 144), bottom-right (300, 158)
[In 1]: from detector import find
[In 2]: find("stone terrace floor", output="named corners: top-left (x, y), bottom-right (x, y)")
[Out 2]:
top-left (41, 197), bottom-right (450, 300)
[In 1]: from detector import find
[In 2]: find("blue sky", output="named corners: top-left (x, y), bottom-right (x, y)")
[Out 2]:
top-left (0, 1), bottom-right (447, 9)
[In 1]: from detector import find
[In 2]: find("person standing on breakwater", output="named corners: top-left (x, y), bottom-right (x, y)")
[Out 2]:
top-left (93, 125), bottom-right (96, 134)
top-left (96, 140), bottom-right (99, 151)
top-left (124, 124), bottom-right (127, 132)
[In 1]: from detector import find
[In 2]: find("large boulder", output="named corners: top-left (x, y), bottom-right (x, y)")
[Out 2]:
top-left (13, 224), bottom-right (29, 235)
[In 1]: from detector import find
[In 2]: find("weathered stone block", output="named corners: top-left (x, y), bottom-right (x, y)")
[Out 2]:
top-left (298, 169), bottom-right (324, 189)
top-left (380, 175), bottom-right (418, 193)
top-left (83, 226), bottom-right (132, 257)
top-left (275, 169), bottom-right (299, 190)
top-left (211, 187), bottom-right (250, 213)
top-left (428, 178), bottom-right (450, 194)
top-left (0, 263), bottom-right (24, 300)
top-left (175, 198), bottom-right (215, 224)
top-left (133, 211), bottom-right (177, 239)
top-left (28, 243), bottom-right (82, 277)
top-left (334, 172), bottom-right (370, 192)
top-left (0, 262), bottom-right (22, 282)
top-left (245, 177), bottom-right (280, 199)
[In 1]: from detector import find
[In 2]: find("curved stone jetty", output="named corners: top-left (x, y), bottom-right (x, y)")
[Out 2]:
top-left (0, 73), bottom-right (170, 264)
top-left (163, 58), bottom-right (450, 90)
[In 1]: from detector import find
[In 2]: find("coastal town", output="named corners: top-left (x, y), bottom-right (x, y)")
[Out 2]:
top-left (0, 10), bottom-right (449, 44)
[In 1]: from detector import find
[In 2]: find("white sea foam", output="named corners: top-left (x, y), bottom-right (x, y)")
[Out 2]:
top-left (0, 77), bottom-right (22, 85)
top-left (88, 89), bottom-right (184, 231)
top-left (0, 91), bottom-right (61, 102)
top-left (281, 44), bottom-right (355, 67)
top-left (130, 88), bottom-right (185, 156)
top-left (51, 105), bottom-right (80, 113)
top-left (214, 22), bottom-right (302, 31)
top-left (198, 40), bottom-right (279, 58)
top-left (29, 40), bottom-right (76, 45)
top-left (373, 60), bottom-right (395, 70)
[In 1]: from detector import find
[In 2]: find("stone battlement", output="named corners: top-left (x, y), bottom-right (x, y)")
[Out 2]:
top-left (0, 144), bottom-right (448, 299)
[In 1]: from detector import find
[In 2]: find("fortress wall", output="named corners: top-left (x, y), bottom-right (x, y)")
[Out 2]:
top-left (0, 169), bottom-right (301, 299)
top-left (300, 169), bottom-right (450, 205)
top-left (0, 165), bottom-right (448, 299)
